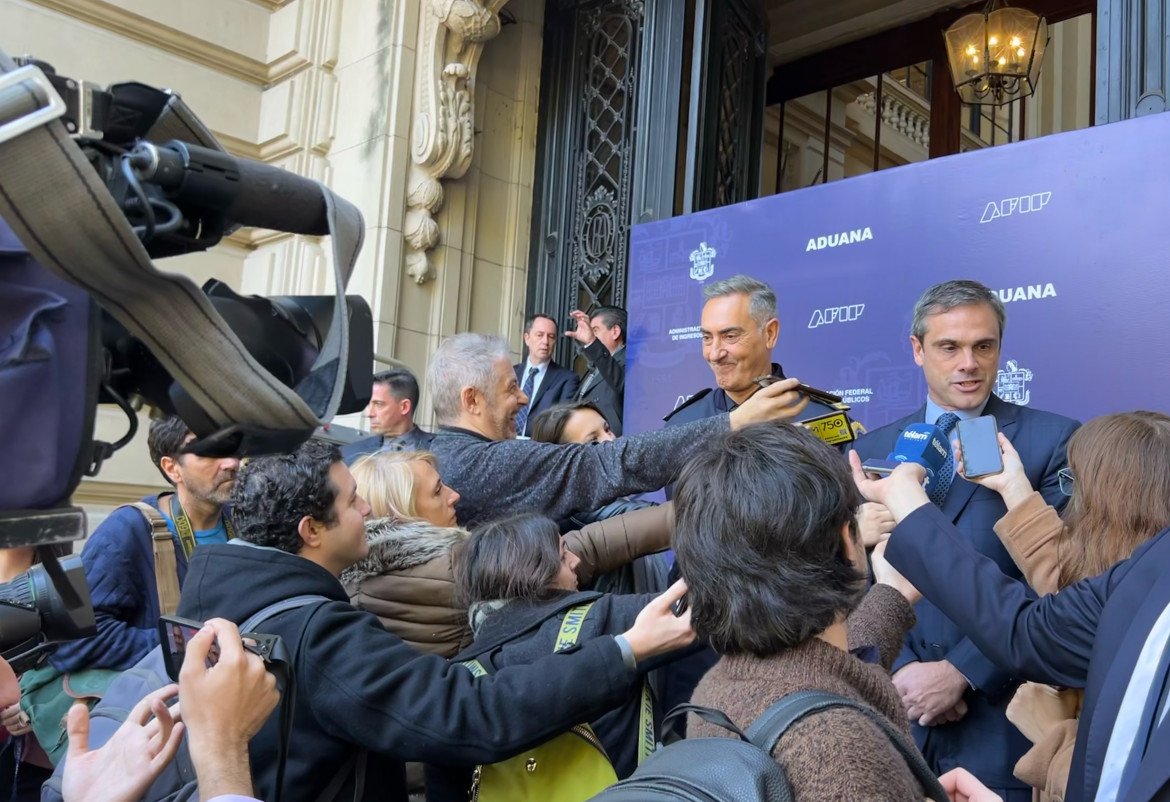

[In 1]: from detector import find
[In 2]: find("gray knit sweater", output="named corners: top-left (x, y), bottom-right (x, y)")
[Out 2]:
top-left (430, 416), bottom-right (729, 527)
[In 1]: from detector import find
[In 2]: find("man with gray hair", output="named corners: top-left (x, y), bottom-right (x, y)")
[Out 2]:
top-left (664, 274), bottom-right (844, 432)
top-left (426, 331), bottom-right (810, 527)
top-left (852, 278), bottom-right (1078, 800)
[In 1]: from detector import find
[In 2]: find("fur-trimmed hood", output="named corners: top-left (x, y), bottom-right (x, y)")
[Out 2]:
top-left (340, 517), bottom-right (469, 586)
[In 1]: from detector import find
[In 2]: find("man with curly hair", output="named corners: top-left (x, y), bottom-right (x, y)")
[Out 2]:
top-left (173, 438), bottom-right (696, 801)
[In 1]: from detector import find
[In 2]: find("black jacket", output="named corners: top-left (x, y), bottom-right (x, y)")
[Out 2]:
top-left (340, 425), bottom-right (434, 466)
top-left (576, 341), bottom-right (625, 435)
top-left (427, 591), bottom-right (658, 801)
top-left (176, 541), bottom-right (638, 802)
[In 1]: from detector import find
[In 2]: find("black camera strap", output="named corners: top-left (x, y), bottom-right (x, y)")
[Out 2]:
top-left (0, 48), bottom-right (364, 453)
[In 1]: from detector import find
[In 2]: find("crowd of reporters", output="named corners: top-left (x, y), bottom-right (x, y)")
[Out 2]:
top-left (3, 276), bottom-right (1169, 802)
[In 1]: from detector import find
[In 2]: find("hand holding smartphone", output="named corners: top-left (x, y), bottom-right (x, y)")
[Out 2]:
top-left (158, 616), bottom-right (281, 683)
top-left (955, 414), bottom-right (1004, 479)
top-left (752, 375), bottom-right (842, 405)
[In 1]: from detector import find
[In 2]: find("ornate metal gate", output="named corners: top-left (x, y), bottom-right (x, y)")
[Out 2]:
top-left (527, 0), bottom-right (765, 366)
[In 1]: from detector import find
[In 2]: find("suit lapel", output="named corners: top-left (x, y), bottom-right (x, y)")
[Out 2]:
top-left (1121, 712), bottom-right (1170, 802)
top-left (1085, 574), bottom-right (1170, 800)
top-left (529, 363), bottom-right (558, 409)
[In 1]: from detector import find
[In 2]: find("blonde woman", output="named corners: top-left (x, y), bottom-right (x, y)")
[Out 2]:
top-left (342, 450), bottom-right (673, 658)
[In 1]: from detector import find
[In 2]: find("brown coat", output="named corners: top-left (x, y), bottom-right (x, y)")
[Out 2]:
top-left (341, 503), bottom-right (674, 658)
top-left (994, 492), bottom-right (1082, 802)
top-left (689, 584), bottom-right (922, 801)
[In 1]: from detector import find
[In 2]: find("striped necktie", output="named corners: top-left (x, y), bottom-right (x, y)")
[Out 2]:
top-left (515, 366), bottom-right (538, 435)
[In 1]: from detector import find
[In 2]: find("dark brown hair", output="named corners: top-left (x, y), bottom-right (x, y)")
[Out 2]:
top-left (529, 401), bottom-right (610, 445)
top-left (673, 421), bottom-right (865, 657)
top-left (1058, 411), bottom-right (1170, 586)
top-left (454, 513), bottom-right (563, 607)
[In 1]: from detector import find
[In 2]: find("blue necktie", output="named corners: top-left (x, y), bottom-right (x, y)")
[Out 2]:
top-left (515, 366), bottom-right (538, 435)
top-left (928, 412), bottom-right (960, 506)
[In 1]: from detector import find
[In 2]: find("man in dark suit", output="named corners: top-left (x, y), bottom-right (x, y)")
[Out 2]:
top-left (514, 314), bottom-right (580, 437)
top-left (852, 279), bottom-right (1079, 800)
top-left (340, 368), bottom-right (433, 465)
top-left (568, 306), bottom-right (627, 435)
top-left (855, 461), bottom-right (1170, 802)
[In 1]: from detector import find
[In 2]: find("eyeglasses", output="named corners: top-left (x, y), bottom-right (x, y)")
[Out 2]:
top-left (1058, 467), bottom-right (1075, 497)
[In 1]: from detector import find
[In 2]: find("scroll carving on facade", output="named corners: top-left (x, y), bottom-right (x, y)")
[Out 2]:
top-left (406, 0), bottom-right (511, 283)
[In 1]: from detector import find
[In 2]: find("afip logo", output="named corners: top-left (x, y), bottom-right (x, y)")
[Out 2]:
top-left (980, 192), bottom-right (1052, 223)
top-left (808, 304), bottom-right (864, 329)
top-left (996, 359), bottom-right (1034, 406)
top-left (689, 242), bottom-right (716, 281)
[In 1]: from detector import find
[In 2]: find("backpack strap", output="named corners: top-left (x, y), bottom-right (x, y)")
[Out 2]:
top-left (240, 594), bottom-right (332, 632)
top-left (120, 500), bottom-right (180, 617)
top-left (312, 748), bottom-right (368, 802)
top-left (237, 594), bottom-right (332, 802)
top-left (745, 690), bottom-right (950, 802)
top-left (662, 702), bottom-right (749, 742)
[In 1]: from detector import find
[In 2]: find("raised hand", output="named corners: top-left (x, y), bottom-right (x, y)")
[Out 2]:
top-left (871, 539), bottom-right (921, 604)
top-left (620, 580), bottom-right (697, 661)
top-left (563, 310), bottom-right (596, 346)
top-left (179, 618), bottom-right (280, 801)
top-left (728, 377), bottom-right (809, 429)
top-left (61, 685), bottom-right (184, 802)
top-left (954, 432), bottom-right (1033, 509)
top-left (939, 767), bottom-right (1003, 801)
top-left (848, 450), bottom-right (931, 521)
top-left (857, 501), bottom-right (896, 547)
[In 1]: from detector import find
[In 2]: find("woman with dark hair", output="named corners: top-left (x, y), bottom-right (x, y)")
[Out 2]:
top-left (955, 410), bottom-right (1170, 802)
top-left (675, 421), bottom-right (936, 801)
top-left (530, 402), bottom-right (664, 581)
top-left (425, 513), bottom-right (685, 800)
top-left (530, 400), bottom-right (617, 446)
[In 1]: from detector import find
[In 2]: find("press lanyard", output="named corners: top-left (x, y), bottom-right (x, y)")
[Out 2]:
top-left (168, 494), bottom-right (234, 558)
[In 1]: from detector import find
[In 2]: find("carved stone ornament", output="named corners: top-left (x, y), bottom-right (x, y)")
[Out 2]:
top-left (406, 0), bottom-right (511, 284)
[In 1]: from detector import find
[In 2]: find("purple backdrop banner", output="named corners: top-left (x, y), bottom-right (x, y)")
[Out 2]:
top-left (624, 112), bottom-right (1170, 436)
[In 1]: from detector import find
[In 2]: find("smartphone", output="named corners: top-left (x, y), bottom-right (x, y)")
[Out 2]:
top-left (671, 594), bottom-right (689, 617)
top-left (159, 615), bottom-right (218, 682)
top-left (955, 414), bottom-right (1004, 479)
top-left (752, 375), bottom-right (843, 405)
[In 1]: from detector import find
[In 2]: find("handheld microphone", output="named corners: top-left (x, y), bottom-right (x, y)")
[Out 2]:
top-left (861, 423), bottom-right (951, 485)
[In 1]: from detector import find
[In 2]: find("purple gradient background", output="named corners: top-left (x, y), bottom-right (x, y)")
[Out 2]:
top-left (624, 112), bottom-right (1170, 435)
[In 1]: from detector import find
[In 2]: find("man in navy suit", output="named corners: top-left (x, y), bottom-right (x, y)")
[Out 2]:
top-left (856, 461), bottom-right (1170, 802)
top-left (852, 279), bottom-right (1079, 800)
top-left (514, 314), bottom-right (580, 437)
top-left (340, 369), bottom-right (434, 465)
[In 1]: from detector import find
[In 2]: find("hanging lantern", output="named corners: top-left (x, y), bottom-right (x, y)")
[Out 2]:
top-left (944, 0), bottom-right (1048, 106)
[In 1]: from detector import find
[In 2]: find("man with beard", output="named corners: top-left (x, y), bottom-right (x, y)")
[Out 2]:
top-left (51, 416), bottom-right (241, 672)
